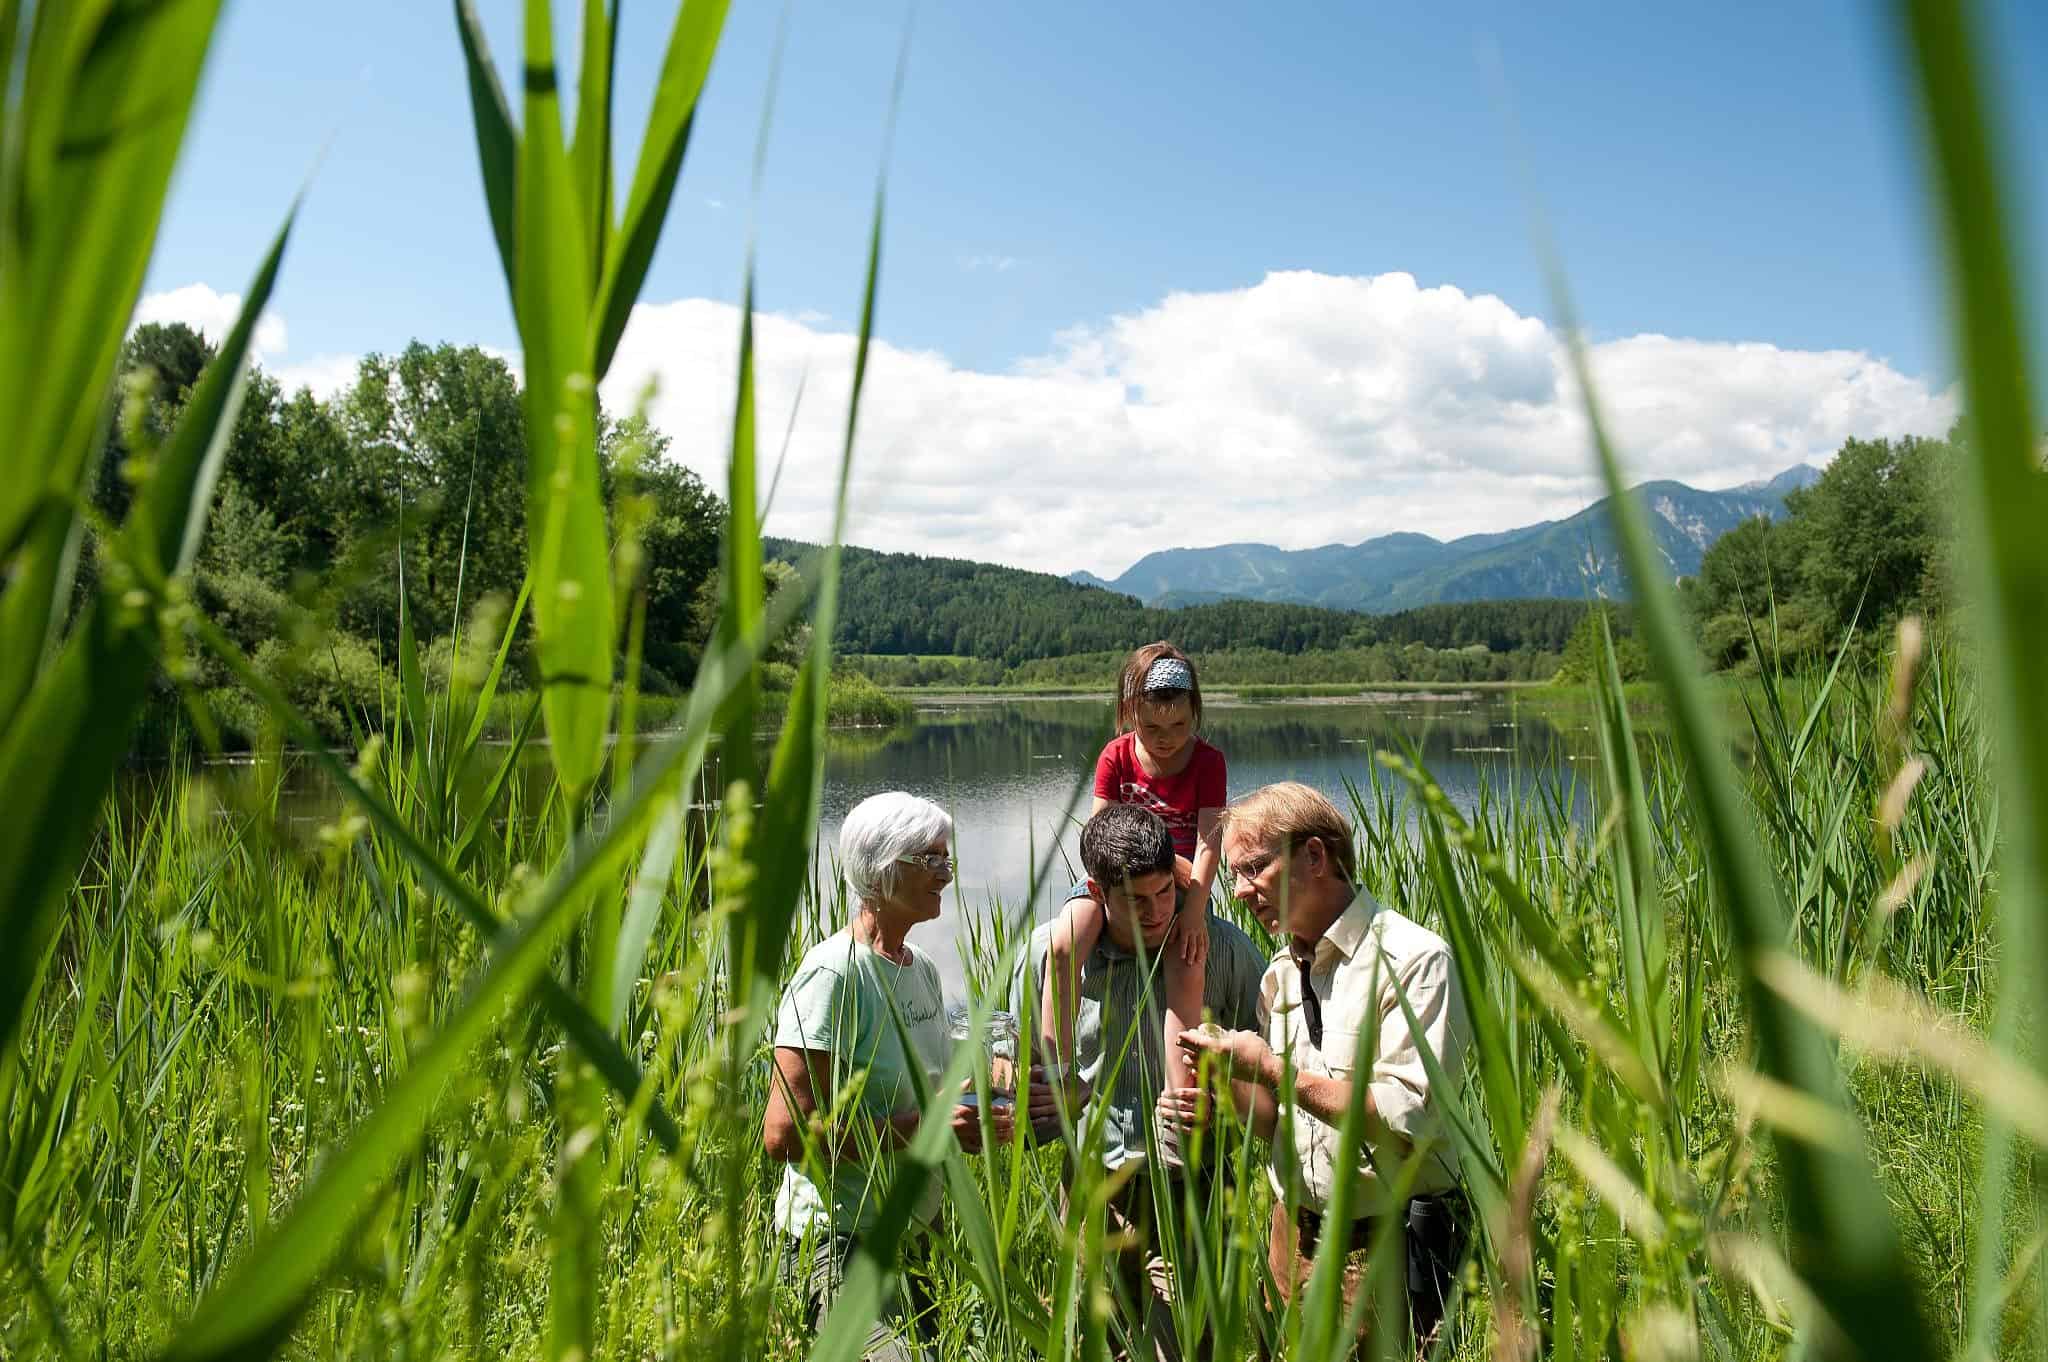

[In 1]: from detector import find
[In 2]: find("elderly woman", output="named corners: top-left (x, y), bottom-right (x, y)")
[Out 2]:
top-left (762, 791), bottom-right (1008, 1361)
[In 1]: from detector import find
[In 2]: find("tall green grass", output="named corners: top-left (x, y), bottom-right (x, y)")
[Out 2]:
top-left (1, 0), bottom-right (2043, 1358)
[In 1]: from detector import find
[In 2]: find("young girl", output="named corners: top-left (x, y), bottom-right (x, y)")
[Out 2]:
top-left (1042, 642), bottom-right (1226, 1096)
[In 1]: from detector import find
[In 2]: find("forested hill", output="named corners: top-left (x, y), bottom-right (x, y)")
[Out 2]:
top-left (765, 538), bottom-right (1607, 666)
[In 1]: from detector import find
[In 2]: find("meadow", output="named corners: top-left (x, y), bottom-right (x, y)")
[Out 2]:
top-left (3, 1), bottom-right (2045, 1360)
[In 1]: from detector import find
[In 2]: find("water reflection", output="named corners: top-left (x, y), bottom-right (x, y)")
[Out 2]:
top-left (819, 693), bottom-right (1594, 991)
top-left (193, 691), bottom-right (1602, 996)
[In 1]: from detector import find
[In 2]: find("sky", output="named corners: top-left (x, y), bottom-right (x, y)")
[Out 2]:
top-left (139, 1), bottom-right (2047, 578)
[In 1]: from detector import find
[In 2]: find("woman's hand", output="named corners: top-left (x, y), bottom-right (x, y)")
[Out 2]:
top-left (1176, 1026), bottom-right (1275, 1088)
top-left (1155, 1084), bottom-right (1211, 1137)
top-left (1173, 854), bottom-right (1195, 890)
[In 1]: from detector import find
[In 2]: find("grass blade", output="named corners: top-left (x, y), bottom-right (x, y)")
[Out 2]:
top-left (453, 0), bottom-right (517, 302)
top-left (1542, 250), bottom-right (1938, 1355)
top-left (591, 0), bottom-right (732, 375)
top-left (516, 0), bottom-right (611, 798)
top-left (1887, 3), bottom-right (2048, 1351)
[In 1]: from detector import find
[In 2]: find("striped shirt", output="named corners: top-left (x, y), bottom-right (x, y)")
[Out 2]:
top-left (1013, 888), bottom-right (1266, 1171)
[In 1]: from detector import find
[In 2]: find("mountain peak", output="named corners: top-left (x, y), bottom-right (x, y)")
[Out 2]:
top-left (1079, 470), bottom-right (1810, 612)
top-left (1734, 463), bottom-right (1823, 494)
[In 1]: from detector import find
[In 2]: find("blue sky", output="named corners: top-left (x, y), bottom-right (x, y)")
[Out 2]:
top-left (140, 1), bottom-right (2047, 575)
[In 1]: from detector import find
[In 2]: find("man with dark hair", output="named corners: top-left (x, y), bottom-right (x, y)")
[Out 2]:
top-left (1014, 802), bottom-right (1267, 1362)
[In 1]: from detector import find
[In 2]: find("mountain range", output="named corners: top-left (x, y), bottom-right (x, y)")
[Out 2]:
top-left (1069, 465), bottom-right (1822, 612)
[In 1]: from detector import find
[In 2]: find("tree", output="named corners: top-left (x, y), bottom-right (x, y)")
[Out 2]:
top-left (609, 416), bottom-right (724, 684)
top-left (1554, 606), bottom-right (1648, 684)
top-left (338, 343), bottom-right (529, 643)
top-left (1795, 435), bottom-right (1943, 635)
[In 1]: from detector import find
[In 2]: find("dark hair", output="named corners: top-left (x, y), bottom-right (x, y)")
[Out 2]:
top-left (1114, 641), bottom-right (1202, 733)
top-left (1079, 803), bottom-right (1176, 892)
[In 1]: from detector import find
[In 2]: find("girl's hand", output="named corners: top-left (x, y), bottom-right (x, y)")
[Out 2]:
top-left (1175, 904), bottom-right (1210, 968)
top-left (1173, 854), bottom-right (1194, 890)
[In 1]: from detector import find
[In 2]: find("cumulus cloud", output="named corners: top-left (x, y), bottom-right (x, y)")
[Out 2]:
top-left (135, 285), bottom-right (375, 399)
top-left (133, 282), bottom-right (289, 360)
top-left (269, 354), bottom-right (362, 401)
top-left (601, 269), bottom-right (1956, 577)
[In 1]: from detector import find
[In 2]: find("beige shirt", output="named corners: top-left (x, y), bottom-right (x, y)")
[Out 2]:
top-left (1258, 887), bottom-right (1467, 1214)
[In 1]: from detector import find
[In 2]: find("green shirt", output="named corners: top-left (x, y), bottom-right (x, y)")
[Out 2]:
top-left (772, 928), bottom-right (950, 1237)
top-left (1012, 893), bottom-right (1267, 1172)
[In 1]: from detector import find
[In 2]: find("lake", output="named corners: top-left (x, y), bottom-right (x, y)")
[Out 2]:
top-left (196, 687), bottom-right (1611, 996)
top-left (814, 689), bottom-right (1603, 991)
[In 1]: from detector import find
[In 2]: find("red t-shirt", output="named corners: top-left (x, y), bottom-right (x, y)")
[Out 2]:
top-left (1092, 732), bottom-right (1227, 859)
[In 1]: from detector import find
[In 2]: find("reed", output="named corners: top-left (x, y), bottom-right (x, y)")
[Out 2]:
top-left (1, 0), bottom-right (2041, 1359)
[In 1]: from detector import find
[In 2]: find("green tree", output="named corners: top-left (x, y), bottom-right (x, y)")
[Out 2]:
top-left (1554, 605), bottom-right (1648, 684)
top-left (1795, 435), bottom-right (1944, 634)
top-left (339, 343), bottom-right (529, 643)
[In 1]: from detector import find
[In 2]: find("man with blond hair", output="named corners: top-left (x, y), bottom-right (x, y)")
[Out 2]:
top-left (1170, 781), bottom-right (1469, 1351)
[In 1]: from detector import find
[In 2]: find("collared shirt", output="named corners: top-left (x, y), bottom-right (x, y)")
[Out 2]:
top-left (1258, 886), bottom-right (1467, 1214)
top-left (1012, 885), bottom-right (1267, 1172)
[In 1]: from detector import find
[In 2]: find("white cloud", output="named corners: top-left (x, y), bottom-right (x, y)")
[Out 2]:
top-left (133, 283), bottom-right (289, 360)
top-left (601, 269), bottom-right (1957, 577)
top-left (961, 253), bottom-right (1020, 273)
top-left (270, 354), bottom-right (361, 401)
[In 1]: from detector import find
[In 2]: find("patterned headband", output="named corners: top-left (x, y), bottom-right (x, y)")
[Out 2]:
top-left (1142, 658), bottom-right (1194, 693)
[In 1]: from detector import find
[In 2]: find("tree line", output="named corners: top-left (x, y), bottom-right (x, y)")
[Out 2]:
top-left (769, 538), bottom-right (1610, 665)
top-left (99, 324), bottom-right (726, 742)
top-left (106, 322), bottom-right (1930, 745)
top-left (1681, 432), bottom-right (1962, 669)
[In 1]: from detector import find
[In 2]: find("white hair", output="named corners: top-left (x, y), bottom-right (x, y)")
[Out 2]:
top-left (838, 791), bottom-right (953, 909)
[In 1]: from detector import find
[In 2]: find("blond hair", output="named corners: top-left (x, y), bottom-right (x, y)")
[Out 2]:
top-left (1222, 782), bottom-right (1356, 884)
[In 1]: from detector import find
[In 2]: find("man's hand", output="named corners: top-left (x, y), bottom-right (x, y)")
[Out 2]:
top-left (951, 1101), bottom-right (1016, 1154)
top-left (1176, 1026), bottom-right (1276, 1088)
top-left (1023, 1066), bottom-right (1070, 1133)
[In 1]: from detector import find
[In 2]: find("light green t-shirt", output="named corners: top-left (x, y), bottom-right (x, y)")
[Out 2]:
top-left (771, 928), bottom-right (950, 1237)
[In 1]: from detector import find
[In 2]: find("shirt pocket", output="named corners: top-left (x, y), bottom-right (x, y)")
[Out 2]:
top-left (1318, 1024), bottom-right (1363, 1078)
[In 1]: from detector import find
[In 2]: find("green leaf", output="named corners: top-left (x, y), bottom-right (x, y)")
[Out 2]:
top-left (591, 0), bottom-right (732, 376)
top-left (132, 205), bottom-right (299, 577)
top-left (162, 593), bottom-right (796, 1360)
top-left (0, 207), bottom-right (292, 1058)
top-left (0, 498), bottom-right (77, 734)
top-left (453, 0), bottom-right (518, 305)
top-left (0, 0), bottom-right (225, 560)
top-left (569, 0), bottom-right (616, 291)
top-left (712, 274), bottom-right (764, 802)
top-left (516, 0), bottom-right (612, 797)
top-left (459, 572), bottom-right (533, 759)
top-left (1887, 2), bottom-right (2047, 1351)
top-left (1543, 245), bottom-right (1939, 1359)
top-left (608, 791), bottom-right (685, 1034)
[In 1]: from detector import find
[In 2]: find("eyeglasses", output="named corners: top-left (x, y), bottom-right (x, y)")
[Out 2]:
top-left (897, 851), bottom-right (956, 875)
top-left (1230, 848), bottom-right (1281, 883)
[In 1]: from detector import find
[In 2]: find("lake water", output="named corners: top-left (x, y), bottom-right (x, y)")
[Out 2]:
top-left (814, 691), bottom-right (1600, 991)
top-left (203, 688), bottom-right (1607, 996)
